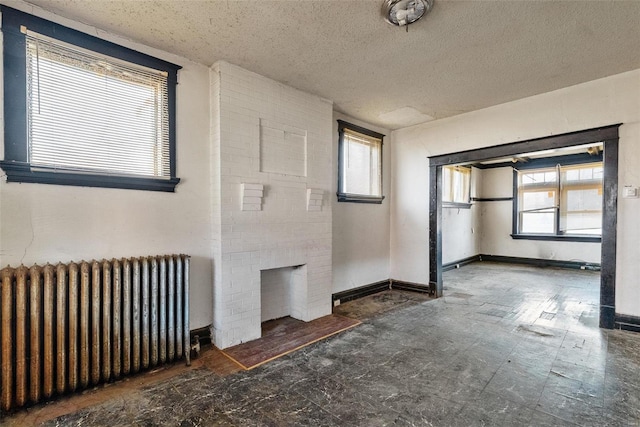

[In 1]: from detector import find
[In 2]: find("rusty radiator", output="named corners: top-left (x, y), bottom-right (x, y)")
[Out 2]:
top-left (0, 255), bottom-right (190, 414)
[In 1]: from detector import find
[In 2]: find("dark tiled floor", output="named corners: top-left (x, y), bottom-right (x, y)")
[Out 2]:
top-left (6, 262), bottom-right (640, 426)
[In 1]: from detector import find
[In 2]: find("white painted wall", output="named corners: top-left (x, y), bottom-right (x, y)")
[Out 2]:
top-left (442, 167), bottom-right (481, 264)
top-left (478, 167), bottom-right (601, 263)
top-left (0, 2), bottom-right (214, 329)
top-left (332, 113), bottom-right (390, 293)
top-left (391, 70), bottom-right (640, 317)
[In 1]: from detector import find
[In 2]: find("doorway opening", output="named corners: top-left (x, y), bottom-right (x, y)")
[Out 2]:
top-left (428, 125), bottom-right (619, 328)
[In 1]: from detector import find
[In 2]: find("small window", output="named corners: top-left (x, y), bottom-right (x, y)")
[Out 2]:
top-left (337, 120), bottom-right (385, 203)
top-left (442, 166), bottom-right (471, 207)
top-left (514, 162), bottom-right (603, 241)
top-left (0, 6), bottom-right (181, 192)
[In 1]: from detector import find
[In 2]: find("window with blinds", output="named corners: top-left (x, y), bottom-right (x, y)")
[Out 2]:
top-left (27, 32), bottom-right (169, 177)
top-left (337, 121), bottom-right (385, 203)
top-left (0, 6), bottom-right (181, 192)
top-left (516, 162), bottom-right (603, 237)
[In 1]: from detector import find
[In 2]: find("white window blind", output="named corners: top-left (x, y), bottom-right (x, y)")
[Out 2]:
top-left (341, 129), bottom-right (382, 197)
top-left (26, 31), bottom-right (170, 178)
top-left (442, 166), bottom-right (471, 204)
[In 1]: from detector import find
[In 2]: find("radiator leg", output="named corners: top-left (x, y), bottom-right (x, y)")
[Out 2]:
top-left (1, 267), bottom-right (14, 413)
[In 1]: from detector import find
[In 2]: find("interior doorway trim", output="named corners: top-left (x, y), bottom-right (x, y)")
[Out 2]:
top-left (428, 124), bottom-right (620, 328)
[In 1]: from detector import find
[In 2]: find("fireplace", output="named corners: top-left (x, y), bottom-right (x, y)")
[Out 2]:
top-left (210, 61), bottom-right (334, 349)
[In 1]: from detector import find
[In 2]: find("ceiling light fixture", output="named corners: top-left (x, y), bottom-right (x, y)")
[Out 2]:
top-left (382, 0), bottom-right (434, 28)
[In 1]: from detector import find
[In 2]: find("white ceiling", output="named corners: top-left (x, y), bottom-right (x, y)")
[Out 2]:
top-left (18, 0), bottom-right (640, 129)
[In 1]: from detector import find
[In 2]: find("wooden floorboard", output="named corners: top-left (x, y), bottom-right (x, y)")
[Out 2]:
top-left (221, 314), bottom-right (361, 370)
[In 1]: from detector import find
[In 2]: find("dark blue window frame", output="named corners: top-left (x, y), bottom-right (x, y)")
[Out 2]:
top-left (0, 6), bottom-right (181, 192)
top-left (511, 153), bottom-right (604, 243)
top-left (337, 120), bottom-right (385, 204)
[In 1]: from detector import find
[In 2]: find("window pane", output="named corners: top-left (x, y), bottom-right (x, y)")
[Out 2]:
top-left (341, 130), bottom-right (382, 197)
top-left (561, 188), bottom-right (602, 235)
top-left (521, 211), bottom-right (555, 234)
top-left (563, 213), bottom-right (602, 235)
top-left (521, 190), bottom-right (556, 211)
top-left (565, 188), bottom-right (602, 211)
top-left (544, 171), bottom-right (557, 183)
top-left (26, 33), bottom-right (169, 178)
top-left (443, 166), bottom-right (470, 203)
top-left (517, 162), bottom-right (603, 237)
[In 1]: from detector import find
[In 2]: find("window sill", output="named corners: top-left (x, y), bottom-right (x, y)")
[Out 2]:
top-left (337, 193), bottom-right (385, 204)
top-left (1, 162), bottom-right (180, 192)
top-left (510, 233), bottom-right (601, 243)
top-left (443, 202), bottom-right (472, 209)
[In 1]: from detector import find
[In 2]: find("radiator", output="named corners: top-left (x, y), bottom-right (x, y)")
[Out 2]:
top-left (0, 255), bottom-right (190, 414)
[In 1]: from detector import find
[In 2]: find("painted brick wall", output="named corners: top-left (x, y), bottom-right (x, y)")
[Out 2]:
top-left (210, 61), bottom-right (333, 348)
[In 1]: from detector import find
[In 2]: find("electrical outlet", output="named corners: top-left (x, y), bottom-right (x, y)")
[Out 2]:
top-left (333, 299), bottom-right (341, 307)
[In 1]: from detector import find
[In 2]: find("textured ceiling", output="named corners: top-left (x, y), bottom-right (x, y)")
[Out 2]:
top-left (15, 0), bottom-right (640, 129)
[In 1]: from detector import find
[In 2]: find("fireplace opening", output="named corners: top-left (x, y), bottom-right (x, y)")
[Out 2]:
top-left (260, 265), bottom-right (307, 324)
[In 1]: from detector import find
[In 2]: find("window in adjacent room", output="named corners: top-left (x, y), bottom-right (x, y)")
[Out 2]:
top-left (337, 120), bottom-right (385, 203)
top-left (514, 162), bottom-right (603, 240)
top-left (442, 165), bottom-right (471, 207)
top-left (0, 6), bottom-right (182, 191)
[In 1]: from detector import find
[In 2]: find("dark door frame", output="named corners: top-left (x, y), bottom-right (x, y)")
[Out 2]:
top-left (428, 124), bottom-right (620, 328)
